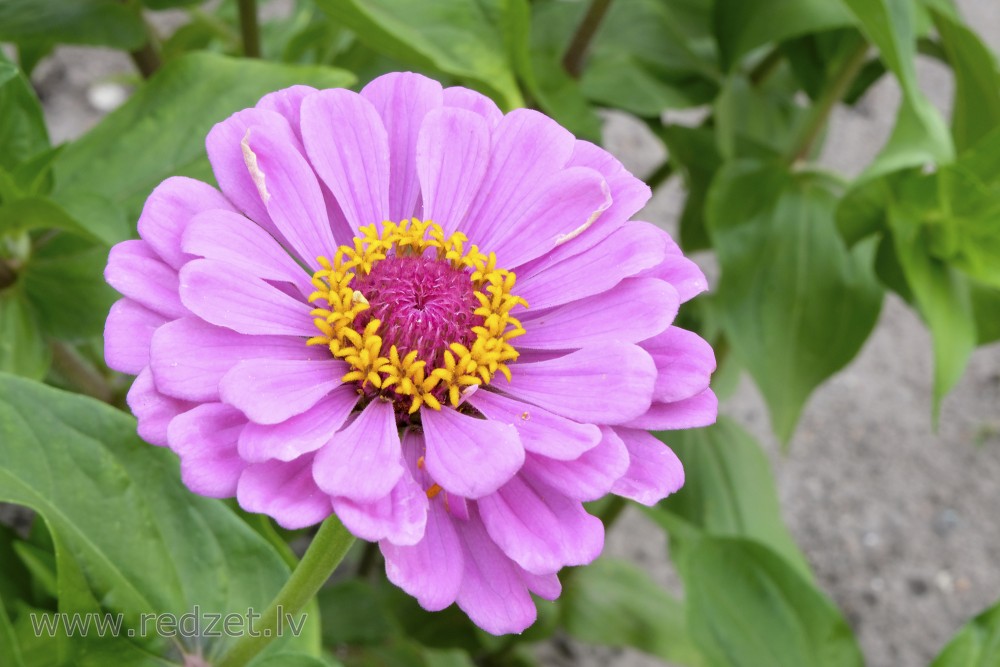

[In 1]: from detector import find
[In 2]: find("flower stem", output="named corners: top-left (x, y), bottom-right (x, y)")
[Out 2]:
top-left (50, 341), bottom-right (114, 404)
top-left (215, 515), bottom-right (354, 667)
top-left (236, 0), bottom-right (262, 58)
top-left (785, 41), bottom-right (869, 165)
top-left (562, 0), bottom-right (614, 79)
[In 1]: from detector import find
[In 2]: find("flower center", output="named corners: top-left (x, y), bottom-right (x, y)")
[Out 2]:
top-left (307, 219), bottom-right (527, 415)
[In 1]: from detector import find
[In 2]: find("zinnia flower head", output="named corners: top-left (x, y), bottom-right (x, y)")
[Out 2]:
top-left (104, 72), bottom-right (717, 634)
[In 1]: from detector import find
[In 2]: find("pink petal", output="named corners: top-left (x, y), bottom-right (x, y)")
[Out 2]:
top-left (220, 358), bottom-right (345, 425)
top-left (182, 209), bottom-right (314, 298)
top-left (518, 278), bottom-right (679, 350)
top-left (638, 241), bottom-right (709, 303)
top-left (455, 507), bottom-right (538, 635)
top-left (237, 454), bottom-right (333, 530)
top-left (332, 467), bottom-right (428, 545)
top-left (242, 124), bottom-right (337, 265)
top-left (514, 222), bottom-right (668, 310)
top-left (478, 474), bottom-right (603, 574)
top-left (521, 570), bottom-right (561, 600)
top-left (255, 85), bottom-right (318, 140)
top-left (301, 89), bottom-right (390, 232)
top-left (126, 368), bottom-right (194, 447)
top-left (382, 499), bottom-right (463, 611)
top-left (466, 390), bottom-right (600, 460)
top-left (361, 72), bottom-right (443, 221)
top-left (178, 259), bottom-right (314, 337)
top-left (150, 317), bottom-right (320, 401)
top-left (167, 403), bottom-right (247, 498)
top-left (443, 86), bottom-right (503, 128)
top-left (105, 240), bottom-right (185, 319)
top-left (522, 426), bottom-right (630, 501)
top-left (206, 107), bottom-right (294, 240)
top-left (421, 407), bottom-right (524, 499)
top-left (416, 107), bottom-right (491, 234)
top-left (461, 109), bottom-right (575, 246)
top-left (104, 298), bottom-right (166, 375)
top-left (641, 326), bottom-right (716, 403)
top-left (137, 176), bottom-right (235, 270)
top-left (238, 385), bottom-right (358, 462)
top-left (611, 427), bottom-right (685, 505)
top-left (504, 344), bottom-right (656, 424)
top-left (313, 400), bottom-right (403, 503)
top-left (624, 388), bottom-right (718, 430)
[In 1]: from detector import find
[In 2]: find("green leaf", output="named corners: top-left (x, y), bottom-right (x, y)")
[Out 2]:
top-left (658, 124), bottom-right (721, 251)
top-left (0, 0), bottom-right (145, 50)
top-left (843, 0), bottom-right (953, 176)
top-left (654, 417), bottom-right (812, 578)
top-left (682, 537), bottom-right (863, 667)
top-left (714, 74), bottom-right (809, 161)
top-left (971, 281), bottom-right (1000, 345)
top-left (251, 653), bottom-right (339, 667)
top-left (931, 599), bottom-right (1000, 667)
top-left (50, 53), bottom-right (355, 245)
top-left (933, 11), bottom-right (1000, 154)
top-left (0, 288), bottom-right (49, 380)
top-left (315, 0), bottom-right (522, 109)
top-left (0, 52), bottom-right (48, 175)
top-left (561, 557), bottom-right (704, 666)
top-left (706, 161), bottom-right (882, 441)
top-left (713, 0), bottom-right (855, 71)
top-left (0, 596), bottom-right (26, 667)
top-left (0, 197), bottom-right (98, 241)
top-left (0, 373), bottom-right (297, 663)
top-left (887, 177), bottom-right (976, 417)
top-left (317, 580), bottom-right (395, 647)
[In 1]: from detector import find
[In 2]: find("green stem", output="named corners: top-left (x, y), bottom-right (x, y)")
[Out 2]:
top-left (237, 0), bottom-right (262, 58)
top-left (748, 46), bottom-right (783, 86)
top-left (561, 0), bottom-right (614, 79)
top-left (215, 516), bottom-right (354, 667)
top-left (50, 341), bottom-right (114, 404)
top-left (646, 160), bottom-right (675, 192)
top-left (785, 42), bottom-right (869, 165)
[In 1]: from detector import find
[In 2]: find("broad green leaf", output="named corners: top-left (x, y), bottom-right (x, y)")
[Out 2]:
top-left (682, 537), bottom-right (863, 667)
top-left (51, 53), bottom-right (354, 245)
top-left (317, 580), bottom-right (395, 646)
top-left (887, 177), bottom-right (976, 417)
top-left (655, 417), bottom-right (811, 578)
top-left (842, 0), bottom-right (953, 176)
top-left (713, 0), bottom-right (855, 71)
top-left (315, 0), bottom-right (522, 109)
top-left (251, 654), bottom-right (339, 667)
top-left (0, 373), bottom-right (298, 663)
top-left (0, 52), bottom-right (48, 175)
top-left (658, 124), bottom-right (721, 251)
top-left (0, 525), bottom-right (32, 613)
top-left (0, 198), bottom-right (98, 241)
top-left (706, 162), bottom-right (882, 441)
top-left (0, 0), bottom-right (145, 50)
top-left (0, 288), bottom-right (49, 379)
top-left (714, 75), bottom-right (809, 161)
top-left (561, 557), bottom-right (704, 666)
top-left (933, 11), bottom-right (1000, 154)
top-left (931, 599), bottom-right (1000, 667)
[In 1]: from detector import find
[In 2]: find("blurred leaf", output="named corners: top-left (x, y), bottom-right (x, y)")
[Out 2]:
top-left (0, 52), bottom-right (48, 175)
top-left (0, 0), bottom-right (145, 50)
top-left (843, 0), bottom-right (953, 177)
top-left (251, 653), bottom-right (339, 667)
top-left (887, 177), bottom-right (976, 417)
top-left (659, 124), bottom-right (721, 251)
top-left (714, 75), bottom-right (808, 160)
top-left (562, 557), bottom-right (704, 666)
top-left (0, 288), bottom-right (49, 380)
top-left (0, 596), bottom-right (25, 667)
top-left (682, 537), bottom-right (863, 667)
top-left (345, 641), bottom-right (474, 667)
top-left (925, 169), bottom-right (1000, 289)
top-left (933, 11), bottom-right (1000, 154)
top-left (141, 0), bottom-right (203, 8)
top-left (713, 0), bottom-right (854, 71)
top-left (21, 233), bottom-right (117, 340)
top-left (654, 417), bottom-right (812, 578)
top-left (51, 53), bottom-right (354, 245)
top-left (931, 598), bottom-right (1000, 667)
top-left (706, 161), bottom-right (882, 441)
top-left (316, 0), bottom-right (522, 109)
top-left (317, 579), bottom-right (395, 647)
top-left (0, 373), bottom-right (301, 663)
top-left (0, 198), bottom-right (98, 241)
top-left (971, 281), bottom-right (1000, 345)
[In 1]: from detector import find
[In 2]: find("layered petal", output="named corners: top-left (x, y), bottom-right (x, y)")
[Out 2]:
top-left (421, 407), bottom-right (523, 499)
top-left (137, 176), bottom-right (235, 270)
top-left (382, 498), bottom-right (463, 611)
top-left (642, 326), bottom-right (716, 403)
top-left (105, 240), bottom-right (185, 319)
top-left (313, 400), bottom-right (404, 503)
top-left (504, 344), bottom-right (656, 424)
top-left (522, 426), bottom-right (629, 502)
top-left (237, 454), bottom-right (333, 530)
top-left (256, 85), bottom-right (318, 140)
top-left (624, 388), bottom-right (718, 430)
top-left (167, 403), bottom-right (247, 498)
top-left (332, 468), bottom-right (428, 545)
top-left (220, 358), bottom-right (345, 424)
top-left (126, 368), bottom-right (194, 447)
top-left (611, 428), bottom-right (684, 505)
top-left (238, 385), bottom-right (357, 462)
top-left (443, 86), bottom-right (503, 127)
top-left (104, 298), bottom-right (166, 374)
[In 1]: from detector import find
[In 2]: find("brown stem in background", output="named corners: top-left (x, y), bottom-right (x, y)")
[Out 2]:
top-left (0, 260), bottom-right (16, 290)
top-left (50, 342), bottom-right (114, 404)
top-left (237, 0), bottom-right (262, 58)
top-left (562, 0), bottom-right (614, 79)
top-left (129, 35), bottom-right (162, 79)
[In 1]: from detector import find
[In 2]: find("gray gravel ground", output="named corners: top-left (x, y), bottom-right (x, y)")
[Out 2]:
top-left (5, 1), bottom-right (1000, 666)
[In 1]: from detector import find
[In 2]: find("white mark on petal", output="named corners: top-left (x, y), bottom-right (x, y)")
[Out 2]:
top-left (241, 128), bottom-right (270, 204)
top-left (554, 179), bottom-right (612, 246)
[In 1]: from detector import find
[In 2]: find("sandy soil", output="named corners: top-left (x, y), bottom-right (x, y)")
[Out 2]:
top-left (4, 1), bottom-right (999, 665)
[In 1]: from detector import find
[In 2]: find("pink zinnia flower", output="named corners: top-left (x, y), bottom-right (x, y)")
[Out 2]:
top-left (104, 72), bottom-right (716, 634)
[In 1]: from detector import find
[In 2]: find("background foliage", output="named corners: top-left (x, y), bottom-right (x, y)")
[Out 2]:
top-left (1, 0), bottom-right (999, 665)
